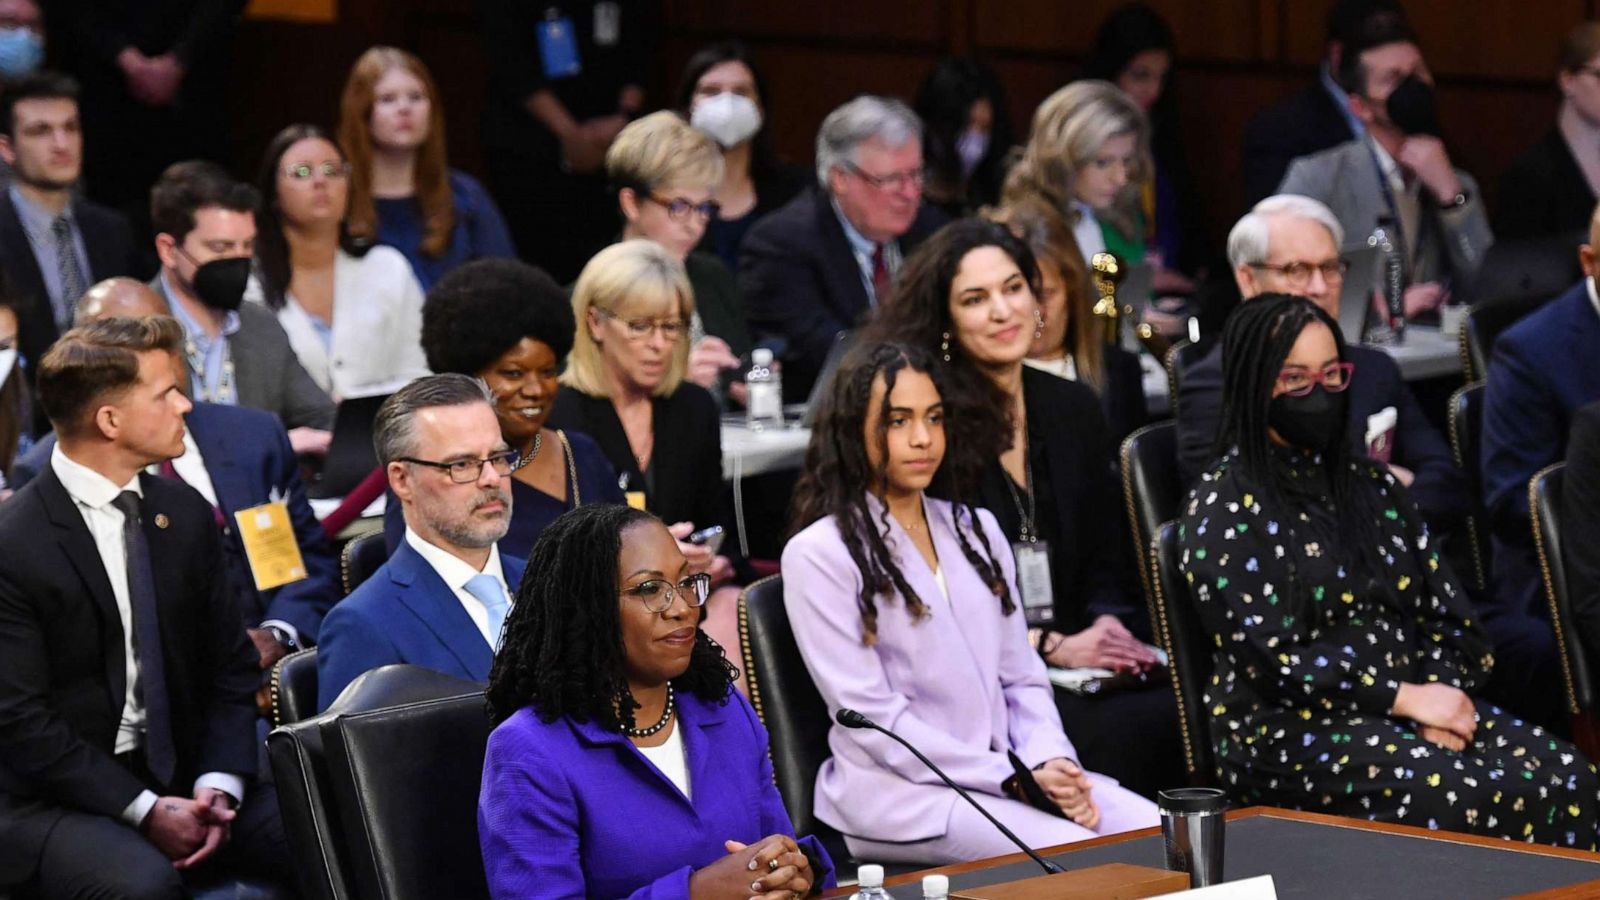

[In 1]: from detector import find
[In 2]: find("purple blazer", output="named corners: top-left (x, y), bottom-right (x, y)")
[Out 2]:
top-left (479, 688), bottom-right (835, 900)
top-left (782, 496), bottom-right (1076, 843)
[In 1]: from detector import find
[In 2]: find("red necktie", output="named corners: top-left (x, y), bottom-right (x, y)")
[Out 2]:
top-left (871, 243), bottom-right (892, 307)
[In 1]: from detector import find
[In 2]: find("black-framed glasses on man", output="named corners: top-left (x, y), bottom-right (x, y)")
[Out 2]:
top-left (1249, 259), bottom-right (1349, 288)
top-left (842, 160), bottom-right (926, 193)
top-left (283, 161), bottom-right (353, 181)
top-left (398, 450), bottom-right (519, 483)
top-left (622, 572), bottom-right (712, 613)
top-left (643, 193), bottom-right (721, 223)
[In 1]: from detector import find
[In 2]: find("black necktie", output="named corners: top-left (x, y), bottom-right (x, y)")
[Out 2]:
top-left (110, 491), bottom-right (176, 785)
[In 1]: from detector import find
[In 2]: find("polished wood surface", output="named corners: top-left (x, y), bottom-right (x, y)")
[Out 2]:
top-left (950, 864), bottom-right (1188, 899)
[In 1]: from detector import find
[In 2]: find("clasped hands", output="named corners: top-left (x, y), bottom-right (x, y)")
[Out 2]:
top-left (689, 833), bottom-right (813, 900)
top-left (1021, 758), bottom-right (1100, 830)
top-left (142, 787), bottom-right (235, 870)
top-left (1392, 681), bottom-right (1477, 753)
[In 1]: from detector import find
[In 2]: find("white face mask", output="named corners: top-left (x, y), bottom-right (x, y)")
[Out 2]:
top-left (0, 348), bottom-right (15, 391)
top-left (691, 92), bottom-right (763, 149)
top-left (956, 128), bottom-right (990, 178)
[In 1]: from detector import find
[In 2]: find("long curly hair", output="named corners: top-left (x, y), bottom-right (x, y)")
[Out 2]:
top-left (791, 341), bottom-right (1012, 645)
top-left (485, 504), bottom-right (737, 728)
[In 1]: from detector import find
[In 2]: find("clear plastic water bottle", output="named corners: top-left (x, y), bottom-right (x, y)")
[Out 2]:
top-left (1368, 216), bottom-right (1406, 345)
top-left (854, 864), bottom-right (890, 900)
top-left (921, 873), bottom-right (949, 900)
top-left (746, 347), bottom-right (783, 432)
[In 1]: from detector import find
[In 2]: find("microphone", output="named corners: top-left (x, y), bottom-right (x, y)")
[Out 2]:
top-left (832, 708), bottom-right (1064, 875)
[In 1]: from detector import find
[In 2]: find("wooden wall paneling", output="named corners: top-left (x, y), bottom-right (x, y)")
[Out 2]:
top-left (974, 0), bottom-right (1259, 63)
top-left (664, 0), bottom-right (945, 45)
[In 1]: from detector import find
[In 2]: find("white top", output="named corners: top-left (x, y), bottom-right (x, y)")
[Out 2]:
top-left (932, 566), bottom-right (949, 602)
top-left (636, 721), bottom-right (691, 799)
top-left (247, 245), bottom-right (430, 400)
top-left (167, 428), bottom-right (218, 508)
top-left (1022, 355), bottom-right (1078, 382)
top-left (402, 527), bottom-right (509, 646)
top-left (1071, 201), bottom-right (1107, 262)
top-left (1587, 277), bottom-right (1600, 323)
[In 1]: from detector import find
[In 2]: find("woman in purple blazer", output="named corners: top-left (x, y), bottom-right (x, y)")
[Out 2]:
top-left (481, 504), bottom-right (834, 900)
top-left (783, 342), bottom-right (1157, 866)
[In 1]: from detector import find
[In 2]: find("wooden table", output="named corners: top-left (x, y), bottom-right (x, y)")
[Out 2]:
top-left (826, 807), bottom-right (1600, 899)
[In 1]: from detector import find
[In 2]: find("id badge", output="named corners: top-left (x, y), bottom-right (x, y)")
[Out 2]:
top-left (593, 1), bottom-right (621, 46)
top-left (536, 13), bottom-right (582, 79)
top-left (1013, 541), bottom-right (1054, 626)
top-left (625, 491), bottom-right (647, 511)
top-left (234, 502), bottom-right (308, 591)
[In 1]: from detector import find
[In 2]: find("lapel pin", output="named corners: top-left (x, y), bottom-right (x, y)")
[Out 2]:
top-left (154, 513), bottom-right (170, 529)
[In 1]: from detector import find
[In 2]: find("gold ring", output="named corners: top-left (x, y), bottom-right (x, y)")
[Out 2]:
top-left (768, 858), bottom-right (780, 872)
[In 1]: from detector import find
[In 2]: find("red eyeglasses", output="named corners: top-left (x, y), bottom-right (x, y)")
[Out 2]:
top-left (1276, 361), bottom-right (1355, 397)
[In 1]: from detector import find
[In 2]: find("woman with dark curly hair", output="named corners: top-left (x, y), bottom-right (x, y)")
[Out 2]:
top-left (862, 219), bottom-right (1183, 799)
top-left (481, 503), bottom-right (834, 898)
top-left (381, 257), bottom-right (623, 558)
top-left (784, 341), bottom-right (1155, 864)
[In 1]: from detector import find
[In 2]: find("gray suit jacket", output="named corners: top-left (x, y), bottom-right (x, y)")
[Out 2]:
top-left (1279, 137), bottom-right (1493, 285)
top-left (151, 276), bottom-right (335, 431)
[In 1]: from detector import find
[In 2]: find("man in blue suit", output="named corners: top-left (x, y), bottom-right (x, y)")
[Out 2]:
top-left (316, 374), bottom-right (526, 710)
top-left (1482, 207), bottom-right (1600, 714)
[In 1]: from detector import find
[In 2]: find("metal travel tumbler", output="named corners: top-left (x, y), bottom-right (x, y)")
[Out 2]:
top-left (1158, 787), bottom-right (1227, 887)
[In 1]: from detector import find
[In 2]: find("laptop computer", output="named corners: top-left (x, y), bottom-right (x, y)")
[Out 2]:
top-left (1337, 244), bottom-right (1382, 344)
top-left (799, 330), bottom-right (859, 427)
top-left (307, 393), bottom-right (390, 499)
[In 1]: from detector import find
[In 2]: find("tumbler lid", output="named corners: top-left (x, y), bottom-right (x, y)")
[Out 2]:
top-left (1158, 787), bottom-right (1228, 813)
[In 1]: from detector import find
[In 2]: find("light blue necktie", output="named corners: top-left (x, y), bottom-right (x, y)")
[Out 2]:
top-left (465, 573), bottom-right (510, 650)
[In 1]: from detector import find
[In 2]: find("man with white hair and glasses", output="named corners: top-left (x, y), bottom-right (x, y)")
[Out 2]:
top-left (739, 94), bottom-right (946, 402)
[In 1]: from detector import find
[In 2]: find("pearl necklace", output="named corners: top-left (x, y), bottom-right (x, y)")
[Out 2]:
top-left (622, 683), bottom-right (675, 738)
top-left (511, 432), bottom-right (543, 473)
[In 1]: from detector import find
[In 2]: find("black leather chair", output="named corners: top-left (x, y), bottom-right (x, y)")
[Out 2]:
top-left (267, 665), bottom-right (483, 900)
top-left (269, 647), bottom-right (319, 727)
top-left (1532, 464), bottom-right (1594, 721)
top-left (1148, 520), bottom-right (1217, 786)
top-left (1163, 339), bottom-right (1209, 413)
top-left (1120, 421), bottom-right (1181, 605)
top-left (340, 529), bottom-right (388, 596)
top-left (325, 692), bottom-right (493, 900)
top-left (1446, 382), bottom-right (1491, 594)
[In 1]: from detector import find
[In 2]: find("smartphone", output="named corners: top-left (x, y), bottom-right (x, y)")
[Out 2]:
top-left (687, 525), bottom-right (726, 555)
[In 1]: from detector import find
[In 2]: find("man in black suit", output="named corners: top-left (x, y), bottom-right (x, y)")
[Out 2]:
top-left (739, 95), bottom-right (946, 402)
top-left (1241, 0), bottom-right (1408, 205)
top-left (0, 316), bottom-right (285, 897)
top-left (0, 72), bottom-right (143, 433)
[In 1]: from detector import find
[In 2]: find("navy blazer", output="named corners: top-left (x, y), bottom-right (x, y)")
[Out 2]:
top-left (12, 402), bottom-right (338, 642)
top-left (1483, 280), bottom-right (1600, 620)
top-left (739, 186), bottom-right (947, 403)
top-left (479, 690), bottom-right (834, 899)
top-left (1177, 342), bottom-right (1467, 525)
top-left (315, 539), bottom-right (528, 710)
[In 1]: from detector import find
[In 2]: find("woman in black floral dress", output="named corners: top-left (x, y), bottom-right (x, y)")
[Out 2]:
top-left (1180, 293), bottom-right (1599, 847)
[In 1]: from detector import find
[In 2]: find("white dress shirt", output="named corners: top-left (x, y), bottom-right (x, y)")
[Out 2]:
top-left (635, 721), bottom-right (691, 799)
top-left (51, 447), bottom-right (245, 825)
top-left (166, 429), bottom-right (218, 509)
top-left (403, 528), bottom-right (509, 646)
top-left (1071, 201), bottom-right (1108, 262)
top-left (1587, 276), bottom-right (1600, 323)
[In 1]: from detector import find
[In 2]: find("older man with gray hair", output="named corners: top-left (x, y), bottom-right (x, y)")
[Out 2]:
top-left (1176, 194), bottom-right (1463, 528)
top-left (739, 94), bottom-right (947, 401)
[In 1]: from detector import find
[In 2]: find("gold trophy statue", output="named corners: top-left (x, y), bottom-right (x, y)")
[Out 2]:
top-left (1090, 251), bottom-right (1124, 347)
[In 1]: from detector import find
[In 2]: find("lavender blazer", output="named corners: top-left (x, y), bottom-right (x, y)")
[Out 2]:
top-left (782, 496), bottom-right (1076, 843)
top-left (478, 689), bottom-right (835, 900)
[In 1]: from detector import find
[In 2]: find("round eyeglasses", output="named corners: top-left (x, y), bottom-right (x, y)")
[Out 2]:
top-left (622, 573), bottom-right (712, 613)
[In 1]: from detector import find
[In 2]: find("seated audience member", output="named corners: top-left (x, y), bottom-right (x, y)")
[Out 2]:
top-left (740, 95), bottom-right (946, 403)
top-left (914, 57), bottom-right (1013, 218)
top-left (248, 123), bottom-right (429, 400)
top-left (0, 316), bottom-right (287, 896)
top-left (1177, 196), bottom-right (1463, 527)
top-left (864, 220), bottom-right (1183, 799)
top-left (1482, 206), bottom-right (1600, 713)
top-left (481, 503), bottom-right (833, 898)
top-left (150, 160), bottom-right (335, 453)
top-left (1499, 23), bottom-right (1600, 241)
top-left (606, 110), bottom-right (750, 392)
top-left (676, 40), bottom-right (809, 272)
top-left (0, 72), bottom-right (142, 432)
top-left (338, 46), bottom-right (516, 291)
top-left (1567, 400), bottom-right (1600, 663)
top-left (317, 375), bottom-right (527, 710)
top-left (13, 277), bottom-right (339, 668)
top-left (784, 341), bottom-right (1159, 864)
top-left (991, 196), bottom-right (1148, 442)
top-left (0, 295), bottom-right (29, 492)
top-left (0, 0), bottom-right (43, 86)
top-left (1278, 13), bottom-right (1492, 320)
top-left (1242, 0), bottom-right (1405, 204)
top-left (1001, 80), bottom-right (1150, 276)
top-left (1181, 293), bottom-right (1600, 846)
top-left (383, 257), bottom-right (624, 559)
top-left (548, 240), bottom-right (743, 673)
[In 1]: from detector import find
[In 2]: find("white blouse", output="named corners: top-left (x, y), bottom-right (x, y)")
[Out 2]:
top-left (635, 720), bottom-right (690, 799)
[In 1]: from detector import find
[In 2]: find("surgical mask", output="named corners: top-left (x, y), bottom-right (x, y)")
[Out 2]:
top-left (1268, 385), bottom-right (1349, 452)
top-left (0, 28), bottom-right (42, 81)
top-left (0, 347), bottom-right (15, 391)
top-left (1384, 74), bottom-right (1441, 137)
top-left (182, 254), bottom-right (252, 312)
top-left (956, 128), bottom-right (989, 178)
top-left (690, 92), bottom-right (762, 148)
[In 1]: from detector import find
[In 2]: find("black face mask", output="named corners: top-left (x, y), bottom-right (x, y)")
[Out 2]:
top-left (185, 255), bottom-right (251, 312)
top-left (1268, 385), bottom-right (1349, 452)
top-left (1384, 74), bottom-right (1442, 137)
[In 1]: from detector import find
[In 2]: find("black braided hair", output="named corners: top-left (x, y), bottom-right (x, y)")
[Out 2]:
top-left (485, 504), bottom-right (738, 727)
top-left (790, 341), bottom-right (1011, 645)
